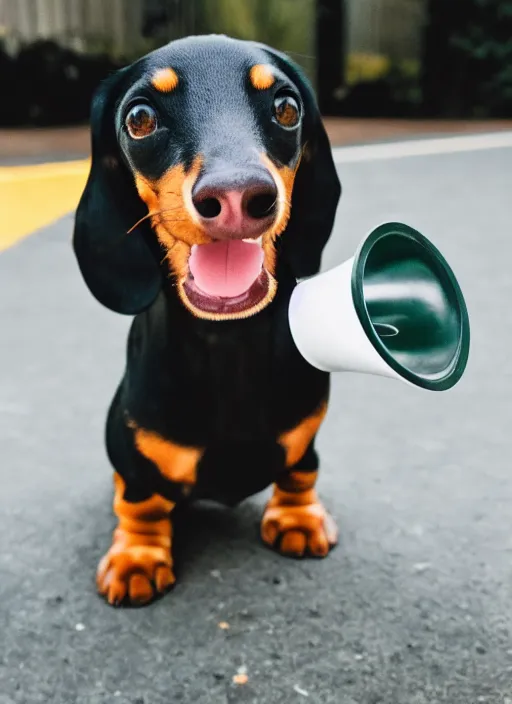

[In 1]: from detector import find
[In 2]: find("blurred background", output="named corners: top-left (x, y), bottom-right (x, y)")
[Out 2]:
top-left (0, 0), bottom-right (511, 128)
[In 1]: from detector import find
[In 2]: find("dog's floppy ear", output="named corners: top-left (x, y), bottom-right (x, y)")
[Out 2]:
top-left (73, 67), bottom-right (162, 315)
top-left (258, 46), bottom-right (341, 279)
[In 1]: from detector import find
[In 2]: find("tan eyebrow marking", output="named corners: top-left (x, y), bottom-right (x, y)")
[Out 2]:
top-left (249, 64), bottom-right (275, 90)
top-left (151, 68), bottom-right (179, 93)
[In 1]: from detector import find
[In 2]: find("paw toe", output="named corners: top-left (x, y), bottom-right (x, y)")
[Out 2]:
top-left (280, 529), bottom-right (307, 556)
top-left (324, 513), bottom-right (339, 545)
top-left (96, 545), bottom-right (174, 606)
top-left (106, 576), bottom-right (128, 606)
top-left (261, 519), bottom-right (279, 547)
top-left (308, 529), bottom-right (330, 557)
top-left (261, 501), bottom-right (338, 560)
top-left (96, 554), bottom-right (111, 589)
top-left (155, 565), bottom-right (176, 592)
top-left (129, 573), bottom-right (154, 605)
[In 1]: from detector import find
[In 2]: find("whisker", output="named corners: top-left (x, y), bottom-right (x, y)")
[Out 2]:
top-left (284, 50), bottom-right (316, 61)
top-left (126, 206), bottom-right (184, 234)
top-left (127, 211), bottom-right (155, 234)
top-left (266, 198), bottom-right (278, 213)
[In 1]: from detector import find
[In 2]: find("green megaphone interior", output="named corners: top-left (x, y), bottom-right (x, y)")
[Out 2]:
top-left (352, 223), bottom-right (470, 391)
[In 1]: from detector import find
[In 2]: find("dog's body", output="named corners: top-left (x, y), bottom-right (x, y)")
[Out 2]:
top-left (107, 284), bottom-right (329, 507)
top-left (73, 35), bottom-right (341, 605)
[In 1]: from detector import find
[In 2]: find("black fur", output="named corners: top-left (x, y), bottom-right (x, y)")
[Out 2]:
top-left (73, 35), bottom-right (341, 507)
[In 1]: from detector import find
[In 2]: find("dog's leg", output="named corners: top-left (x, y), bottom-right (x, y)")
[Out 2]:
top-left (261, 469), bottom-right (338, 557)
top-left (96, 473), bottom-right (175, 606)
top-left (261, 403), bottom-right (338, 557)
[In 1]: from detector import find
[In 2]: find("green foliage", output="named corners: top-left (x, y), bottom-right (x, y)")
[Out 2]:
top-left (384, 60), bottom-right (423, 110)
top-left (442, 0), bottom-right (512, 116)
top-left (341, 53), bottom-right (422, 118)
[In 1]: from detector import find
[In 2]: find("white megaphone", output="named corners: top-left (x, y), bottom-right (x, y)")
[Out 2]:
top-left (289, 222), bottom-right (470, 390)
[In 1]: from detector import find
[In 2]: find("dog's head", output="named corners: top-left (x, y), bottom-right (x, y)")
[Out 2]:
top-left (74, 35), bottom-right (341, 320)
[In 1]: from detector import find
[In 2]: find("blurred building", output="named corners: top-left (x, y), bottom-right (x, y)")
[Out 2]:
top-left (1, 0), bottom-right (509, 122)
top-left (0, 0), bottom-right (191, 59)
top-left (0, 0), bottom-right (425, 90)
top-left (0, 0), bottom-right (317, 72)
top-left (0, 0), bottom-right (320, 125)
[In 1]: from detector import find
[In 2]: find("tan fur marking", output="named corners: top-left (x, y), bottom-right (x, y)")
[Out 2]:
top-left (96, 474), bottom-right (175, 605)
top-left (128, 420), bottom-right (202, 485)
top-left (260, 152), bottom-right (302, 274)
top-left (112, 473), bottom-right (174, 525)
top-left (151, 67), bottom-right (179, 93)
top-left (277, 470), bottom-right (318, 493)
top-left (134, 157), bottom-right (206, 254)
top-left (261, 469), bottom-right (338, 557)
top-left (249, 64), bottom-right (275, 90)
top-left (279, 401), bottom-right (328, 468)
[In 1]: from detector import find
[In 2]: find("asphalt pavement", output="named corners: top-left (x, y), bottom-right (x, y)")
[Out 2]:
top-left (1, 138), bottom-right (511, 704)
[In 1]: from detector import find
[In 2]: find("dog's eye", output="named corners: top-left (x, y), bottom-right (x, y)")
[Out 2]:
top-left (273, 94), bottom-right (300, 129)
top-left (125, 104), bottom-right (158, 139)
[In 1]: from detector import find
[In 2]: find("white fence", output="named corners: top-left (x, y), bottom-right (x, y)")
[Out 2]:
top-left (0, 0), bottom-right (184, 56)
top-left (0, 0), bottom-right (427, 63)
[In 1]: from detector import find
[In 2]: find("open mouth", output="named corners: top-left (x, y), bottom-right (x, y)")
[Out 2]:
top-left (180, 238), bottom-right (276, 319)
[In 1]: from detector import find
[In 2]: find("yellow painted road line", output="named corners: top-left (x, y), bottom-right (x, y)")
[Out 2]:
top-left (0, 159), bottom-right (90, 252)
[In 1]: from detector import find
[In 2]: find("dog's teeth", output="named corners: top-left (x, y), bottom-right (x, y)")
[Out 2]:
top-left (242, 236), bottom-right (263, 245)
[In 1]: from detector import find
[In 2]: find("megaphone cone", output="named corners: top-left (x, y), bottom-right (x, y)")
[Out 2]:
top-left (289, 222), bottom-right (470, 391)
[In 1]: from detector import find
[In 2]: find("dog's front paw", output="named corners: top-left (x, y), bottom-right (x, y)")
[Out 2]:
top-left (96, 529), bottom-right (175, 606)
top-left (261, 497), bottom-right (338, 558)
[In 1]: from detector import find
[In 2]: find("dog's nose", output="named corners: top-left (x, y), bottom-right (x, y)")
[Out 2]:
top-left (192, 168), bottom-right (278, 240)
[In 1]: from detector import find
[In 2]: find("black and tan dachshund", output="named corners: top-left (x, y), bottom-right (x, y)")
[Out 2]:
top-left (73, 34), bottom-right (341, 606)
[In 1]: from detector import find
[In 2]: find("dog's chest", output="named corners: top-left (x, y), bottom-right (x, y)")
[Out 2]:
top-left (162, 329), bottom-right (293, 504)
top-left (128, 305), bottom-right (327, 503)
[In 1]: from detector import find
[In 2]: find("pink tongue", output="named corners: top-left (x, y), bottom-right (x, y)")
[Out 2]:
top-left (189, 240), bottom-right (264, 298)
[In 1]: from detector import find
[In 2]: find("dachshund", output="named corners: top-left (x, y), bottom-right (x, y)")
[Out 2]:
top-left (73, 34), bottom-right (341, 606)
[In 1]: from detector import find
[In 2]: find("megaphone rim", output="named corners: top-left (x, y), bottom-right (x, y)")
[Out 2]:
top-left (351, 222), bottom-right (471, 391)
